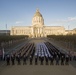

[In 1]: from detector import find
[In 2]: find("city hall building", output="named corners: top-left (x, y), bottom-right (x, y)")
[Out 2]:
top-left (10, 9), bottom-right (66, 38)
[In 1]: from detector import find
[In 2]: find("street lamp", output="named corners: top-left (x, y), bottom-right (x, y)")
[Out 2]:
top-left (6, 24), bottom-right (7, 35)
top-left (68, 25), bottom-right (70, 34)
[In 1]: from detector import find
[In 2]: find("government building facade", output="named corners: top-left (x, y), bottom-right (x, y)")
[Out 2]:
top-left (10, 9), bottom-right (70, 38)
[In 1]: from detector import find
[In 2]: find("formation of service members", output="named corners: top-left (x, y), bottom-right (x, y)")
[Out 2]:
top-left (5, 53), bottom-right (70, 66)
top-left (5, 42), bottom-right (71, 66)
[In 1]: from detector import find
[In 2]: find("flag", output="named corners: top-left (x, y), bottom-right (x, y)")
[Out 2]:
top-left (0, 50), bottom-right (3, 61)
top-left (0, 50), bottom-right (2, 56)
top-left (2, 48), bottom-right (5, 60)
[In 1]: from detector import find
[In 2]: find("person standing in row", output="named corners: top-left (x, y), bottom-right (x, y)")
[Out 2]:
top-left (35, 55), bottom-right (38, 65)
top-left (61, 55), bottom-right (65, 65)
top-left (56, 55), bottom-right (60, 65)
top-left (40, 56), bottom-right (44, 65)
top-left (65, 54), bottom-right (69, 65)
top-left (45, 56), bottom-right (48, 65)
top-left (23, 55), bottom-right (27, 65)
top-left (17, 55), bottom-right (21, 65)
top-left (50, 56), bottom-right (54, 65)
top-left (29, 55), bottom-right (32, 65)
top-left (11, 54), bottom-right (15, 65)
top-left (6, 55), bottom-right (10, 65)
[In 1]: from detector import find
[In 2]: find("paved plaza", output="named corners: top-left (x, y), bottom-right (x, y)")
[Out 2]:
top-left (0, 38), bottom-right (76, 75)
top-left (0, 63), bottom-right (76, 75)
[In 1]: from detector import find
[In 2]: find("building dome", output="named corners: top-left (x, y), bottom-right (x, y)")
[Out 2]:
top-left (32, 9), bottom-right (44, 26)
top-left (34, 9), bottom-right (42, 17)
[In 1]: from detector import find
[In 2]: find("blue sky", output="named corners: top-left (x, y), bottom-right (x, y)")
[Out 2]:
top-left (0, 0), bottom-right (76, 30)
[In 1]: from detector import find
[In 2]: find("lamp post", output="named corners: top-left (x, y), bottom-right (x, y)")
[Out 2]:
top-left (68, 25), bottom-right (70, 34)
top-left (6, 24), bottom-right (7, 35)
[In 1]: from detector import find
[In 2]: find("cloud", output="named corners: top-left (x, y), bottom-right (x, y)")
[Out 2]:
top-left (50, 17), bottom-right (76, 24)
top-left (56, 17), bottom-right (76, 23)
top-left (67, 17), bottom-right (76, 21)
top-left (15, 21), bottom-right (23, 24)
